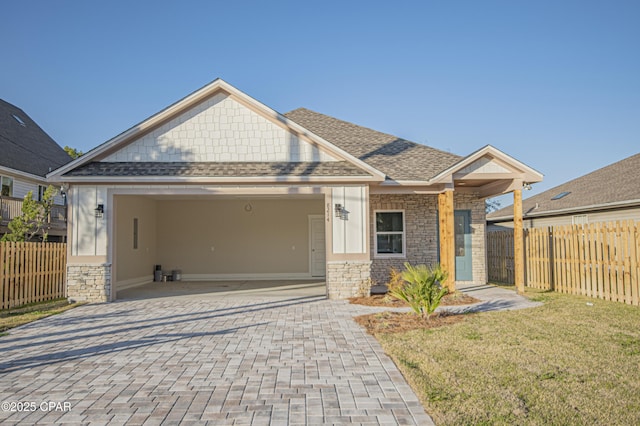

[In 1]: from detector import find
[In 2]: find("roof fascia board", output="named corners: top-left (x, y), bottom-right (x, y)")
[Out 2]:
top-left (430, 145), bottom-right (543, 185)
top-left (49, 79), bottom-right (385, 182)
top-left (370, 184), bottom-right (449, 194)
top-left (48, 79), bottom-right (228, 179)
top-left (0, 165), bottom-right (47, 183)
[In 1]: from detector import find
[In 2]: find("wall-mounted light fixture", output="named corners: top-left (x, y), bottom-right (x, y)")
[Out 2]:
top-left (95, 204), bottom-right (104, 218)
top-left (523, 182), bottom-right (533, 191)
top-left (334, 203), bottom-right (348, 220)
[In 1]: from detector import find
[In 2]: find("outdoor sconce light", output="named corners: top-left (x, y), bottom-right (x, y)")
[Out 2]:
top-left (334, 203), bottom-right (348, 220)
top-left (95, 204), bottom-right (104, 218)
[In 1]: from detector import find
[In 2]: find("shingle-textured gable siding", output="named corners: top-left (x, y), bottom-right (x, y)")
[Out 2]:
top-left (103, 93), bottom-right (339, 163)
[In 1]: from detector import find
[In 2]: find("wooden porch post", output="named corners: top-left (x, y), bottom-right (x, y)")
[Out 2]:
top-left (438, 190), bottom-right (455, 292)
top-left (513, 189), bottom-right (525, 294)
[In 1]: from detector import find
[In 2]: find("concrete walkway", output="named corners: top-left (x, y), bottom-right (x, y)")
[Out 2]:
top-left (0, 286), bottom-right (433, 425)
top-left (444, 283), bottom-right (543, 314)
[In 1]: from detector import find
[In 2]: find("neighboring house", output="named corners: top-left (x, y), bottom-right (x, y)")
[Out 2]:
top-left (0, 99), bottom-right (72, 241)
top-left (47, 79), bottom-right (542, 302)
top-left (487, 152), bottom-right (640, 229)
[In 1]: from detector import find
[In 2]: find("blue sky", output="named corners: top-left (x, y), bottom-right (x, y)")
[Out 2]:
top-left (2, 1), bottom-right (638, 204)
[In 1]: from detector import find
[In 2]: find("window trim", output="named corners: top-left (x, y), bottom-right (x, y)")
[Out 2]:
top-left (1, 175), bottom-right (13, 197)
top-left (374, 209), bottom-right (406, 258)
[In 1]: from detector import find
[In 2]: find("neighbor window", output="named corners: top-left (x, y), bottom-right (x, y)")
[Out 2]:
top-left (375, 210), bottom-right (405, 257)
top-left (1, 176), bottom-right (13, 197)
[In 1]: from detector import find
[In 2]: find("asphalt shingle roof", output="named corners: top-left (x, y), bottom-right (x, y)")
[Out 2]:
top-left (284, 108), bottom-right (462, 181)
top-left (64, 161), bottom-right (369, 178)
top-left (0, 99), bottom-right (72, 177)
top-left (488, 152), bottom-right (640, 219)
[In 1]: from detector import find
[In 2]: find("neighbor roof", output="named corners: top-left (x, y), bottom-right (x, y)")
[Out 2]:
top-left (284, 108), bottom-right (462, 181)
top-left (0, 99), bottom-right (72, 177)
top-left (488, 152), bottom-right (640, 221)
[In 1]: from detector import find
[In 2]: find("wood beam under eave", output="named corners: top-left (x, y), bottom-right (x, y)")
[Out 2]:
top-left (438, 191), bottom-right (455, 292)
top-left (476, 179), bottom-right (523, 198)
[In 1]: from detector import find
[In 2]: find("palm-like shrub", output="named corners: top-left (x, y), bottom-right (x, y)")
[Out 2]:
top-left (389, 263), bottom-right (449, 320)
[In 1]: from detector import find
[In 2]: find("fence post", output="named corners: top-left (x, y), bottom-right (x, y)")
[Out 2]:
top-left (548, 227), bottom-right (555, 291)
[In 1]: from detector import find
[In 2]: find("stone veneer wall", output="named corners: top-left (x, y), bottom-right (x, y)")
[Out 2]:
top-left (326, 261), bottom-right (372, 299)
top-left (369, 194), bottom-right (440, 286)
top-left (454, 193), bottom-right (487, 284)
top-left (369, 193), bottom-right (487, 286)
top-left (67, 264), bottom-right (111, 303)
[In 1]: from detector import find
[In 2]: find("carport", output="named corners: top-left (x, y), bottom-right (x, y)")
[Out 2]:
top-left (111, 192), bottom-right (327, 300)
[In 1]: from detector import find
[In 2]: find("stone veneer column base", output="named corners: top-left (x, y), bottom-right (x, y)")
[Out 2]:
top-left (67, 264), bottom-right (112, 303)
top-left (326, 261), bottom-right (372, 299)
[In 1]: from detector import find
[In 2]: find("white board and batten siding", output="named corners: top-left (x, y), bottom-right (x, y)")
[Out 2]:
top-left (70, 186), bottom-right (107, 256)
top-left (332, 186), bottom-right (367, 254)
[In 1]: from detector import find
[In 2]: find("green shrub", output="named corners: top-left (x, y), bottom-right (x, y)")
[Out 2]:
top-left (389, 263), bottom-right (449, 320)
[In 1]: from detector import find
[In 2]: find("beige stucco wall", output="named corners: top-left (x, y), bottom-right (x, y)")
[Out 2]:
top-left (114, 196), bottom-right (157, 288)
top-left (155, 198), bottom-right (323, 277)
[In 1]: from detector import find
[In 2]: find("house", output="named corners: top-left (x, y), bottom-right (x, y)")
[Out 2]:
top-left (487, 152), bottom-right (640, 229)
top-left (47, 79), bottom-right (542, 302)
top-left (0, 99), bottom-right (72, 241)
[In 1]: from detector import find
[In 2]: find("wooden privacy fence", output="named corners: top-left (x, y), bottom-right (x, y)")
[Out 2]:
top-left (487, 221), bottom-right (640, 306)
top-left (0, 242), bottom-right (67, 310)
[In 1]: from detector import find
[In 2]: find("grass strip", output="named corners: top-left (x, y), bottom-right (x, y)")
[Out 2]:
top-left (0, 299), bottom-right (85, 334)
top-left (375, 288), bottom-right (640, 425)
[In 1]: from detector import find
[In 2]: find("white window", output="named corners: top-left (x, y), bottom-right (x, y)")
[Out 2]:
top-left (375, 210), bottom-right (405, 257)
top-left (1, 176), bottom-right (13, 197)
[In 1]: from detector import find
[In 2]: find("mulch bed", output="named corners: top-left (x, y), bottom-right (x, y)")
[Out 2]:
top-left (349, 292), bottom-right (480, 334)
top-left (348, 292), bottom-right (480, 308)
top-left (354, 311), bottom-right (466, 335)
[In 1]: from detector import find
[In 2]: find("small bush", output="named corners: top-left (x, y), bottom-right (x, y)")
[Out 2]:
top-left (389, 263), bottom-right (449, 320)
top-left (386, 267), bottom-right (405, 292)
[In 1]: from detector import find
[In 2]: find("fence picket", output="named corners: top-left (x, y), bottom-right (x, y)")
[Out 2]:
top-left (488, 220), bottom-right (639, 306)
top-left (0, 242), bottom-right (67, 310)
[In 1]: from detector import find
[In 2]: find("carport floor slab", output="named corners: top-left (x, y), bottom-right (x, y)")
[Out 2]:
top-left (0, 295), bottom-right (433, 425)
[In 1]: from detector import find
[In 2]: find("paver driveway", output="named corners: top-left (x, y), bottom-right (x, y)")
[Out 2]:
top-left (0, 283), bottom-right (433, 425)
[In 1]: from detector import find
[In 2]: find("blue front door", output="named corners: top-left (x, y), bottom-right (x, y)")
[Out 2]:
top-left (454, 210), bottom-right (472, 281)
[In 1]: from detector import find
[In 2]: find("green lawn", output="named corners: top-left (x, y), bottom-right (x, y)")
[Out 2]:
top-left (376, 288), bottom-right (640, 425)
top-left (0, 299), bottom-right (83, 334)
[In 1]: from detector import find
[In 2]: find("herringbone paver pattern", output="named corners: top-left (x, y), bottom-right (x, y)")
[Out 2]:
top-left (0, 293), bottom-right (433, 425)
